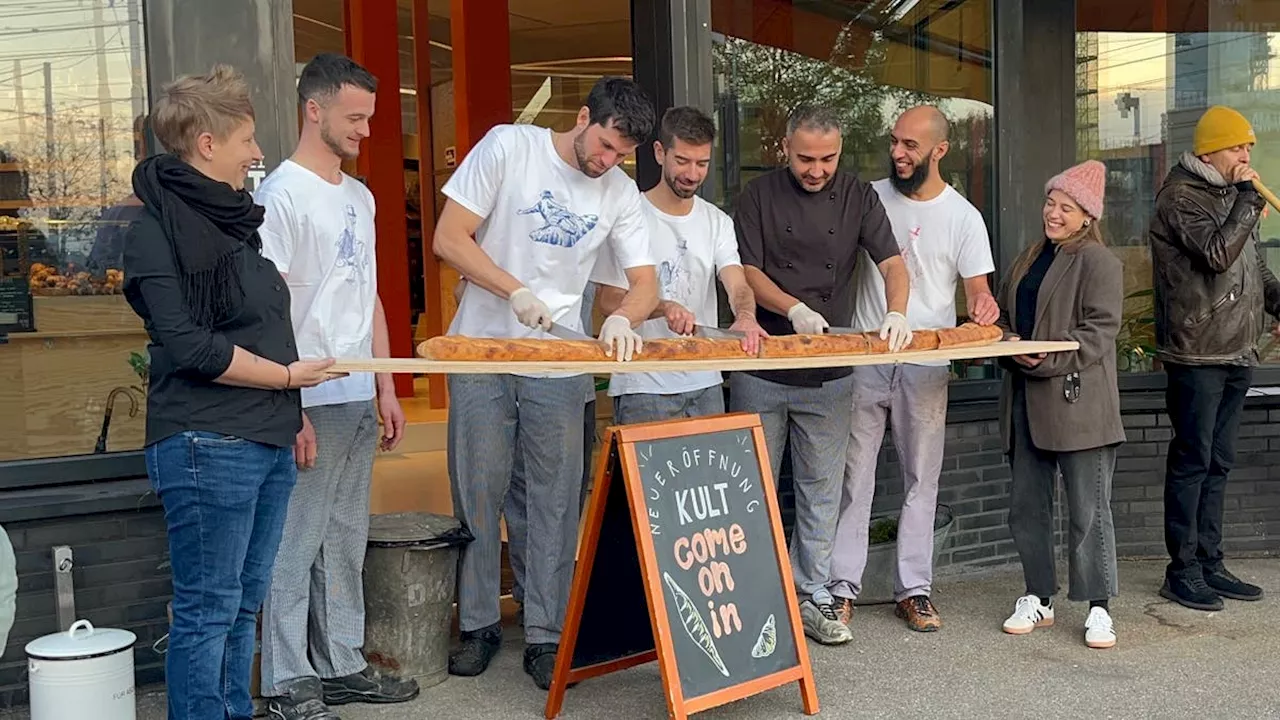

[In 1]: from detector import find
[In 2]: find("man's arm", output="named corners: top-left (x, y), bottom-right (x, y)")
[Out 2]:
top-left (718, 265), bottom-right (758, 321)
top-left (373, 295), bottom-right (393, 395)
top-left (878, 256), bottom-right (909, 315)
top-left (963, 274), bottom-right (1000, 326)
top-left (611, 265), bottom-right (658, 326)
top-left (432, 201), bottom-right (524, 300)
top-left (1171, 184), bottom-right (1265, 274)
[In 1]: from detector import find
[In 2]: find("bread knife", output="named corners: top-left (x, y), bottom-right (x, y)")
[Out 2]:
top-left (694, 324), bottom-right (746, 340)
top-left (546, 322), bottom-right (594, 341)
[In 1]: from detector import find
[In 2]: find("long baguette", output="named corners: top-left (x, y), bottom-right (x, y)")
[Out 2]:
top-left (758, 333), bottom-right (869, 358)
top-left (419, 335), bottom-right (753, 362)
top-left (937, 322), bottom-right (1003, 349)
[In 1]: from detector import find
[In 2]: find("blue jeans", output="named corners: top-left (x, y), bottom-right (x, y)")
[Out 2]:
top-left (147, 431), bottom-right (296, 720)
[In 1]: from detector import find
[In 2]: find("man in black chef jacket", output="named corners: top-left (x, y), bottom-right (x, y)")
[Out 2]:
top-left (731, 105), bottom-right (910, 646)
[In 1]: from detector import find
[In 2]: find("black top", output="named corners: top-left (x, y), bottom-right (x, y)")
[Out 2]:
top-left (734, 169), bottom-right (900, 386)
top-left (1016, 239), bottom-right (1056, 340)
top-left (123, 212), bottom-right (302, 448)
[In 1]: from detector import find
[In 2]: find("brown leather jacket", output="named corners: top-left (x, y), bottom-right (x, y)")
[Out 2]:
top-left (1149, 152), bottom-right (1280, 366)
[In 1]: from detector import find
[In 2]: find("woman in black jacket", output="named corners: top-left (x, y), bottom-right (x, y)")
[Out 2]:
top-left (123, 65), bottom-right (339, 720)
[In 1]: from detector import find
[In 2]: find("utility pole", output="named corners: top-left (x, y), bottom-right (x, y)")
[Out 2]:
top-left (93, 0), bottom-right (113, 200)
top-left (126, 0), bottom-right (146, 149)
top-left (43, 62), bottom-right (55, 203)
top-left (13, 60), bottom-right (26, 143)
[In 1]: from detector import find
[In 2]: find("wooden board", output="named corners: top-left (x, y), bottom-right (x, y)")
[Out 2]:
top-left (330, 340), bottom-right (1077, 375)
top-left (546, 414), bottom-right (817, 720)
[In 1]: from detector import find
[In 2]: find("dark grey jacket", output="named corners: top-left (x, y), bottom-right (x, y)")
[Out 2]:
top-left (1149, 152), bottom-right (1280, 366)
top-left (997, 241), bottom-right (1125, 454)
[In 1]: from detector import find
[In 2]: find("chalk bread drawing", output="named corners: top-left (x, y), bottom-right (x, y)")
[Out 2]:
top-left (751, 614), bottom-right (777, 658)
top-left (662, 572), bottom-right (730, 677)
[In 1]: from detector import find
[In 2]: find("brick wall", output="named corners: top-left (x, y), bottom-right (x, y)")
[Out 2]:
top-left (0, 508), bottom-right (172, 708)
top-left (776, 396), bottom-right (1280, 584)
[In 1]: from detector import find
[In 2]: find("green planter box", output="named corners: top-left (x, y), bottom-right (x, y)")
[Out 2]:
top-left (854, 504), bottom-right (956, 606)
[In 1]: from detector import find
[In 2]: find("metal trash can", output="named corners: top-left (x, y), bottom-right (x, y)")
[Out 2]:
top-left (26, 619), bottom-right (137, 720)
top-left (363, 512), bottom-right (472, 689)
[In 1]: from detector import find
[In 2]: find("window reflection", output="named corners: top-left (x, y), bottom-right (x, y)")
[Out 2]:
top-left (1077, 0), bottom-right (1280, 372)
top-left (0, 0), bottom-right (150, 462)
top-left (710, 0), bottom-right (995, 380)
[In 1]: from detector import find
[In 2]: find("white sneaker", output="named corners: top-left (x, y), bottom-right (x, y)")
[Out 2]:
top-left (1084, 606), bottom-right (1116, 649)
top-left (1002, 594), bottom-right (1054, 635)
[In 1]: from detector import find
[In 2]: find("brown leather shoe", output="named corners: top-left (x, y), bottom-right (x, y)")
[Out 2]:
top-left (895, 595), bottom-right (941, 632)
top-left (834, 597), bottom-right (853, 626)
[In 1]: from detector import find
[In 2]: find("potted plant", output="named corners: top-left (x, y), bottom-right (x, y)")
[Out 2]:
top-left (854, 504), bottom-right (955, 606)
top-left (1116, 288), bottom-right (1158, 373)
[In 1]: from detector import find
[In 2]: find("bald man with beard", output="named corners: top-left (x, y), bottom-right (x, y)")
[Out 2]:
top-left (829, 105), bottom-right (999, 633)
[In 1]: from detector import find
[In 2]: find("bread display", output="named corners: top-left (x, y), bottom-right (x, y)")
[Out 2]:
top-left (420, 323), bottom-right (1002, 363)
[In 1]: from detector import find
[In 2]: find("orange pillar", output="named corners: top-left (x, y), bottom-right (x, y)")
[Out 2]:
top-left (452, 0), bottom-right (512, 154)
top-left (346, 0), bottom-right (414, 397)
top-left (412, 0), bottom-right (446, 409)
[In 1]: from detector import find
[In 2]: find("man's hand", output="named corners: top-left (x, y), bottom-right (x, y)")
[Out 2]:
top-left (661, 301), bottom-right (697, 336)
top-left (599, 313), bottom-right (642, 361)
top-left (728, 314), bottom-right (769, 355)
top-left (967, 292), bottom-right (1000, 326)
top-left (1271, 321), bottom-right (1280, 339)
top-left (1230, 165), bottom-right (1260, 185)
top-left (787, 302), bottom-right (829, 335)
top-left (509, 287), bottom-right (553, 330)
top-left (377, 390), bottom-right (406, 452)
top-left (294, 412), bottom-right (318, 470)
top-left (880, 311), bottom-right (913, 352)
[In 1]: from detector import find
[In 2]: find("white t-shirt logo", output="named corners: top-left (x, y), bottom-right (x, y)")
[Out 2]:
top-left (659, 237), bottom-right (692, 307)
top-left (902, 224), bottom-right (925, 284)
top-left (336, 203), bottom-right (369, 285)
top-left (518, 190), bottom-right (599, 248)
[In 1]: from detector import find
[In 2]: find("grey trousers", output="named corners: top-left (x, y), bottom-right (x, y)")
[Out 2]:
top-left (507, 398), bottom-right (596, 609)
top-left (729, 371), bottom-right (855, 604)
top-left (448, 373), bottom-right (592, 645)
top-left (261, 400), bottom-right (378, 694)
top-left (1008, 385), bottom-right (1119, 602)
top-left (612, 384), bottom-right (725, 425)
top-left (831, 364), bottom-right (950, 602)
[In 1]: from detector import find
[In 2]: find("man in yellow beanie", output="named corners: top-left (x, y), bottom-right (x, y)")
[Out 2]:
top-left (1149, 104), bottom-right (1278, 612)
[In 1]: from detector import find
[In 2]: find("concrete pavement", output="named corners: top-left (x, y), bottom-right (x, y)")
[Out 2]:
top-left (10, 558), bottom-right (1280, 719)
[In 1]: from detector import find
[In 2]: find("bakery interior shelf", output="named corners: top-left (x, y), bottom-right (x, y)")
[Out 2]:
top-left (330, 340), bottom-right (1079, 375)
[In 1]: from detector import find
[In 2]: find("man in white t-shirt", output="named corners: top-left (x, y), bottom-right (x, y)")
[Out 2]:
top-left (830, 105), bottom-right (999, 633)
top-left (433, 77), bottom-right (658, 689)
top-left (592, 106), bottom-right (766, 423)
top-left (256, 54), bottom-right (417, 719)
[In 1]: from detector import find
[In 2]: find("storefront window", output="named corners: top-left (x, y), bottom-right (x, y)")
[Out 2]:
top-left (1077, 0), bottom-right (1280, 372)
top-left (710, 0), bottom-right (995, 380)
top-left (0, 0), bottom-right (149, 462)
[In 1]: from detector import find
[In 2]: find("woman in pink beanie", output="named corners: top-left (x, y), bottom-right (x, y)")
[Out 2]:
top-left (994, 159), bottom-right (1125, 649)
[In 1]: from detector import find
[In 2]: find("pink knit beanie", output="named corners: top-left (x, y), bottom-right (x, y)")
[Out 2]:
top-left (1044, 160), bottom-right (1106, 220)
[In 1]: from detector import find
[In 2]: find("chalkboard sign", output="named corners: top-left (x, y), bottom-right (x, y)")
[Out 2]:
top-left (546, 413), bottom-right (817, 720)
top-left (0, 277), bottom-right (33, 334)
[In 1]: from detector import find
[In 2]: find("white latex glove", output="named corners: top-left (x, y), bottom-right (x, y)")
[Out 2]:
top-left (787, 302), bottom-right (829, 335)
top-left (880, 311), bottom-right (913, 352)
top-left (509, 287), bottom-right (553, 331)
top-left (599, 313), bottom-right (642, 362)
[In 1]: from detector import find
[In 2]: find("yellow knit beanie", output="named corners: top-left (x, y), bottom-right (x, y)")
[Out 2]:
top-left (1194, 106), bottom-right (1255, 156)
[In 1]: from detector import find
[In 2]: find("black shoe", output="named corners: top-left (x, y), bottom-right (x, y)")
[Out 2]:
top-left (322, 665), bottom-right (420, 706)
top-left (523, 643), bottom-right (560, 690)
top-left (266, 677), bottom-right (339, 720)
top-left (1205, 566), bottom-right (1264, 601)
top-left (1160, 575), bottom-right (1224, 611)
top-left (448, 622), bottom-right (502, 677)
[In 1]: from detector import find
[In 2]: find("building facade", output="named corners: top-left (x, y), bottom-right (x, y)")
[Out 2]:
top-left (1, 0), bottom-right (1279, 706)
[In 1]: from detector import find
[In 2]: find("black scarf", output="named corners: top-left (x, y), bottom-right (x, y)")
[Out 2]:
top-left (132, 153), bottom-right (265, 328)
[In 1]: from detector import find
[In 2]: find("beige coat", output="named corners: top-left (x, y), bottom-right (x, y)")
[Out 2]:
top-left (996, 241), bottom-right (1125, 454)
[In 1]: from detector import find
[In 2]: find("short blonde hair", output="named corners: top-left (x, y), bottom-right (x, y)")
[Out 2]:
top-left (151, 64), bottom-right (255, 159)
